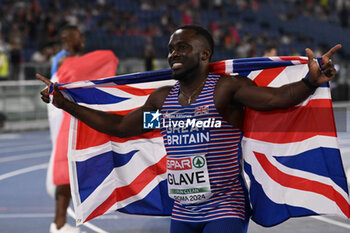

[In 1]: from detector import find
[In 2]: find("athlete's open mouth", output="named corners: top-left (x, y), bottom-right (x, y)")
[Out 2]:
top-left (171, 62), bottom-right (183, 70)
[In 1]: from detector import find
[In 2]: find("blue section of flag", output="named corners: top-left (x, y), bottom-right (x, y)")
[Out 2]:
top-left (113, 150), bottom-right (139, 167)
top-left (65, 88), bottom-right (130, 105)
top-left (232, 57), bottom-right (272, 63)
top-left (238, 71), bottom-right (251, 77)
top-left (274, 147), bottom-right (348, 192)
top-left (118, 180), bottom-right (173, 215)
top-left (244, 161), bottom-right (317, 226)
top-left (76, 151), bottom-right (115, 202)
top-left (233, 60), bottom-right (294, 73)
top-left (76, 149), bottom-right (139, 202)
top-left (91, 69), bottom-right (173, 85)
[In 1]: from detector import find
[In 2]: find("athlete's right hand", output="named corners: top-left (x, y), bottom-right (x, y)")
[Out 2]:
top-left (36, 73), bottom-right (66, 109)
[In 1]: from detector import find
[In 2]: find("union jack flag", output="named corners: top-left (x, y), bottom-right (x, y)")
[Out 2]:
top-left (55, 56), bottom-right (350, 226)
top-left (235, 57), bottom-right (349, 226)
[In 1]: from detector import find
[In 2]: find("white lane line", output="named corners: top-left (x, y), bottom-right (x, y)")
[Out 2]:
top-left (0, 134), bottom-right (21, 140)
top-left (0, 163), bottom-right (48, 181)
top-left (311, 216), bottom-right (350, 229)
top-left (0, 163), bottom-right (109, 233)
top-left (68, 207), bottom-right (109, 233)
top-left (338, 139), bottom-right (350, 144)
top-left (0, 213), bottom-right (54, 218)
top-left (0, 141), bottom-right (51, 149)
top-left (97, 215), bottom-right (169, 220)
top-left (340, 148), bottom-right (350, 154)
top-left (0, 151), bottom-right (49, 163)
top-left (0, 144), bottom-right (51, 153)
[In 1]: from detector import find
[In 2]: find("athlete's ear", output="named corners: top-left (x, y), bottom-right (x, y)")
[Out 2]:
top-left (201, 49), bottom-right (210, 61)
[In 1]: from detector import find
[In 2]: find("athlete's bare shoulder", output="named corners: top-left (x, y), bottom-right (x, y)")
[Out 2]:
top-left (146, 85), bottom-right (173, 110)
top-left (218, 74), bottom-right (254, 89)
top-left (215, 74), bottom-right (255, 101)
top-left (212, 74), bottom-right (255, 129)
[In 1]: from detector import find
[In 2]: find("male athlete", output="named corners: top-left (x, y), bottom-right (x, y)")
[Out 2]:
top-left (48, 25), bottom-right (85, 233)
top-left (38, 25), bottom-right (340, 233)
top-left (47, 25), bottom-right (118, 233)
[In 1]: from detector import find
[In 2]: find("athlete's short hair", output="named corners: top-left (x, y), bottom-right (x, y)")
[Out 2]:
top-left (176, 24), bottom-right (214, 60)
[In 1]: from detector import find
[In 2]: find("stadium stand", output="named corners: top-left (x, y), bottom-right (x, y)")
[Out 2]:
top-left (1, 0), bottom-right (350, 131)
top-left (0, 0), bottom-right (349, 62)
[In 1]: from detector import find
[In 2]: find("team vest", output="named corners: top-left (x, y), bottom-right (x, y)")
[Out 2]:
top-left (160, 74), bottom-right (247, 222)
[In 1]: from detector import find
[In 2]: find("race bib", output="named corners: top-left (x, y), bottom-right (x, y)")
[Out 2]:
top-left (167, 155), bottom-right (212, 204)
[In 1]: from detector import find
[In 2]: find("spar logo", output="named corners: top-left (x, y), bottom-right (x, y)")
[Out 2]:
top-left (193, 156), bottom-right (205, 168)
top-left (167, 155), bottom-right (206, 170)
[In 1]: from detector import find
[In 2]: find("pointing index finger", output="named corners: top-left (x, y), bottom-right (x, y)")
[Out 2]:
top-left (324, 44), bottom-right (342, 59)
top-left (36, 73), bottom-right (52, 87)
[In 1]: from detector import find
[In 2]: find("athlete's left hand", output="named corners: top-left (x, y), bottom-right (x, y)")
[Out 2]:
top-left (306, 44), bottom-right (341, 87)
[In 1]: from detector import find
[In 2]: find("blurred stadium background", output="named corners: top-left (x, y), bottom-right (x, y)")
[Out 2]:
top-left (0, 0), bottom-right (350, 132)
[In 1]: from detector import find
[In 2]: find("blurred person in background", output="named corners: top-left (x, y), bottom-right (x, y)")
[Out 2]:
top-left (0, 112), bottom-right (6, 129)
top-left (144, 36), bottom-right (156, 71)
top-left (0, 46), bottom-right (9, 81)
top-left (47, 25), bottom-right (85, 233)
top-left (31, 46), bottom-right (52, 64)
top-left (47, 24), bottom-right (118, 233)
top-left (9, 23), bottom-right (23, 80)
top-left (263, 43), bottom-right (278, 57)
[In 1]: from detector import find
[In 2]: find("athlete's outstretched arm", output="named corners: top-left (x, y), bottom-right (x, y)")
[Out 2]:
top-left (232, 44), bottom-right (341, 111)
top-left (37, 74), bottom-right (168, 137)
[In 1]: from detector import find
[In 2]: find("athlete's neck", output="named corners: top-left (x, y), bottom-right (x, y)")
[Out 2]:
top-left (179, 66), bottom-right (209, 93)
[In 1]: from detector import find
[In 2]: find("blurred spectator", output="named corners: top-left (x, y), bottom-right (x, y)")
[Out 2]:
top-left (44, 21), bottom-right (59, 45)
top-left (31, 46), bottom-right (51, 64)
top-left (141, 0), bottom-right (153, 11)
top-left (290, 47), bottom-right (300, 56)
top-left (229, 24), bottom-right (241, 45)
top-left (48, 25), bottom-right (85, 233)
top-left (263, 43), bottom-right (278, 57)
top-left (236, 41), bottom-right (251, 58)
top-left (0, 112), bottom-right (6, 129)
top-left (0, 46), bottom-right (9, 80)
top-left (63, 9), bottom-right (79, 26)
top-left (181, 4), bottom-right (193, 25)
top-left (210, 21), bottom-right (221, 45)
top-left (248, 39), bottom-right (258, 57)
top-left (213, 0), bottom-right (223, 10)
top-left (314, 44), bottom-right (327, 58)
top-left (30, 0), bottom-right (42, 15)
top-left (144, 37), bottom-right (155, 71)
top-left (338, 1), bottom-right (349, 28)
top-left (9, 23), bottom-right (23, 80)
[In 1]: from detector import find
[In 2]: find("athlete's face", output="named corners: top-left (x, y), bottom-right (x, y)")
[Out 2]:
top-left (167, 29), bottom-right (204, 80)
